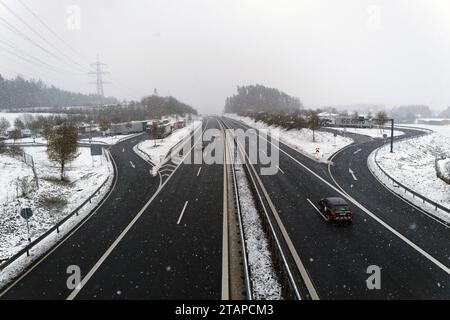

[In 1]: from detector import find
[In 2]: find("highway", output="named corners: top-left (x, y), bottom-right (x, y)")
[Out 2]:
top-left (222, 117), bottom-right (450, 299)
top-left (0, 118), bottom-right (225, 300)
top-left (71, 118), bottom-right (225, 299)
top-left (1, 115), bottom-right (449, 300)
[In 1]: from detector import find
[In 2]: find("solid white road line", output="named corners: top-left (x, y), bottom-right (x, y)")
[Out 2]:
top-left (228, 118), bottom-right (450, 275)
top-left (256, 129), bottom-right (450, 275)
top-left (354, 148), bottom-right (362, 154)
top-left (66, 119), bottom-right (208, 300)
top-left (276, 165), bottom-right (285, 174)
top-left (218, 119), bottom-right (229, 300)
top-left (366, 156), bottom-right (450, 229)
top-left (0, 150), bottom-right (119, 298)
top-left (129, 161), bottom-right (135, 169)
top-left (197, 167), bottom-right (202, 177)
top-left (307, 199), bottom-right (329, 221)
top-left (329, 136), bottom-right (450, 230)
top-left (177, 201), bottom-right (189, 225)
top-left (349, 168), bottom-right (358, 181)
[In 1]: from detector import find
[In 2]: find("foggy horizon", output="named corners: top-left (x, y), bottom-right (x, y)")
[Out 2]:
top-left (1, 0), bottom-right (450, 114)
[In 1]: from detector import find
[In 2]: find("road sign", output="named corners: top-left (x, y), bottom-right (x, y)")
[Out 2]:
top-left (90, 145), bottom-right (103, 156)
top-left (315, 148), bottom-right (320, 154)
top-left (20, 208), bottom-right (33, 220)
top-left (383, 133), bottom-right (388, 139)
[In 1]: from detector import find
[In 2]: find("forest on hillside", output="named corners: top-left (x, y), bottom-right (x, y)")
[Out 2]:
top-left (224, 84), bottom-right (303, 114)
top-left (0, 74), bottom-right (117, 110)
top-left (1, 95), bottom-right (198, 126)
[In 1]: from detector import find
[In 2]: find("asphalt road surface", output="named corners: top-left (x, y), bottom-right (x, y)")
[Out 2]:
top-left (222, 117), bottom-right (450, 299)
top-left (1, 118), bottom-right (225, 300)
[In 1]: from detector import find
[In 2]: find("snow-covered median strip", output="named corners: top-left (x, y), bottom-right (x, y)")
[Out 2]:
top-left (134, 121), bottom-right (202, 175)
top-left (367, 129), bottom-right (450, 223)
top-left (235, 163), bottom-right (282, 300)
top-left (0, 146), bottom-right (113, 287)
top-left (226, 114), bottom-right (353, 163)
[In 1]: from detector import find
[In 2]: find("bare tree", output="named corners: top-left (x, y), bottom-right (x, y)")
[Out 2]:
top-left (47, 122), bottom-right (79, 180)
top-left (375, 111), bottom-right (389, 133)
top-left (150, 121), bottom-right (159, 146)
top-left (99, 118), bottom-right (110, 134)
top-left (0, 117), bottom-right (10, 134)
top-left (14, 118), bottom-right (25, 131)
top-left (308, 111), bottom-right (321, 143)
top-left (10, 130), bottom-right (21, 144)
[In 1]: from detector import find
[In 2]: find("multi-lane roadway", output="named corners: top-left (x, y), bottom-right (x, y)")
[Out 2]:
top-left (1, 116), bottom-right (449, 300)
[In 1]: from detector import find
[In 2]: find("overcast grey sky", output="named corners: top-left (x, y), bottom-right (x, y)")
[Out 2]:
top-left (1, 0), bottom-right (449, 113)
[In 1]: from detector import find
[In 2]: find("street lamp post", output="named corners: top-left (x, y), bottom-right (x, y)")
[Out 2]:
top-left (390, 118), bottom-right (394, 153)
top-left (373, 117), bottom-right (395, 153)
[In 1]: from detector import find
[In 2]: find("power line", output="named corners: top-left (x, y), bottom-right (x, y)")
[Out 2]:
top-left (0, 0), bottom-right (89, 73)
top-left (0, 38), bottom-right (81, 75)
top-left (0, 17), bottom-right (80, 73)
top-left (16, 0), bottom-right (92, 64)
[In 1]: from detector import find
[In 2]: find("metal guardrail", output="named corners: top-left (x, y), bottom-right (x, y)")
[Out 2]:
top-left (0, 150), bottom-right (115, 271)
top-left (372, 132), bottom-right (450, 215)
top-left (220, 118), bottom-right (309, 300)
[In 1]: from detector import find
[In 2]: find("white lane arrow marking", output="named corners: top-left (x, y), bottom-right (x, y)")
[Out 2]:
top-left (354, 148), bottom-right (362, 155)
top-left (129, 161), bottom-right (135, 169)
top-left (349, 168), bottom-right (358, 181)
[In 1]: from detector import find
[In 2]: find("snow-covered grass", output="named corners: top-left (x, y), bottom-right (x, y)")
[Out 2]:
top-left (0, 145), bottom-right (110, 261)
top-left (0, 112), bottom-right (58, 126)
top-left (135, 121), bottom-right (202, 174)
top-left (4, 137), bottom-right (47, 145)
top-left (327, 127), bottom-right (404, 139)
top-left (0, 155), bottom-right (31, 204)
top-left (368, 128), bottom-right (450, 222)
top-left (0, 154), bottom-right (113, 289)
top-left (400, 123), bottom-right (450, 137)
top-left (79, 132), bottom-right (142, 145)
top-left (235, 162), bottom-right (282, 300)
top-left (437, 158), bottom-right (450, 181)
top-left (226, 114), bottom-right (354, 162)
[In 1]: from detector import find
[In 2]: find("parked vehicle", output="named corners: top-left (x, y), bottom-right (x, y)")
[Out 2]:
top-left (146, 121), bottom-right (172, 139)
top-left (318, 197), bottom-right (353, 222)
top-left (110, 121), bottom-right (148, 135)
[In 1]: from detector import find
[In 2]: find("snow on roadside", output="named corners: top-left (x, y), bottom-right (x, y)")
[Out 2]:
top-left (0, 112), bottom-right (58, 125)
top-left (79, 132), bottom-right (142, 145)
top-left (327, 127), bottom-right (404, 139)
top-left (437, 158), bottom-right (450, 180)
top-left (368, 130), bottom-right (450, 222)
top-left (226, 114), bottom-right (353, 162)
top-left (0, 153), bottom-right (113, 289)
top-left (4, 137), bottom-right (48, 145)
top-left (135, 121), bottom-right (202, 175)
top-left (235, 163), bottom-right (282, 300)
top-left (400, 123), bottom-right (450, 137)
top-left (0, 146), bottom-right (110, 261)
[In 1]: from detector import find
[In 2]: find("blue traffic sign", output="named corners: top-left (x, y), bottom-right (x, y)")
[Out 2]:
top-left (20, 208), bottom-right (33, 220)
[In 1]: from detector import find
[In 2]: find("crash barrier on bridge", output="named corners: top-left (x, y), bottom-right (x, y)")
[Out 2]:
top-left (371, 132), bottom-right (450, 216)
top-left (0, 150), bottom-right (115, 272)
top-left (435, 155), bottom-right (450, 185)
